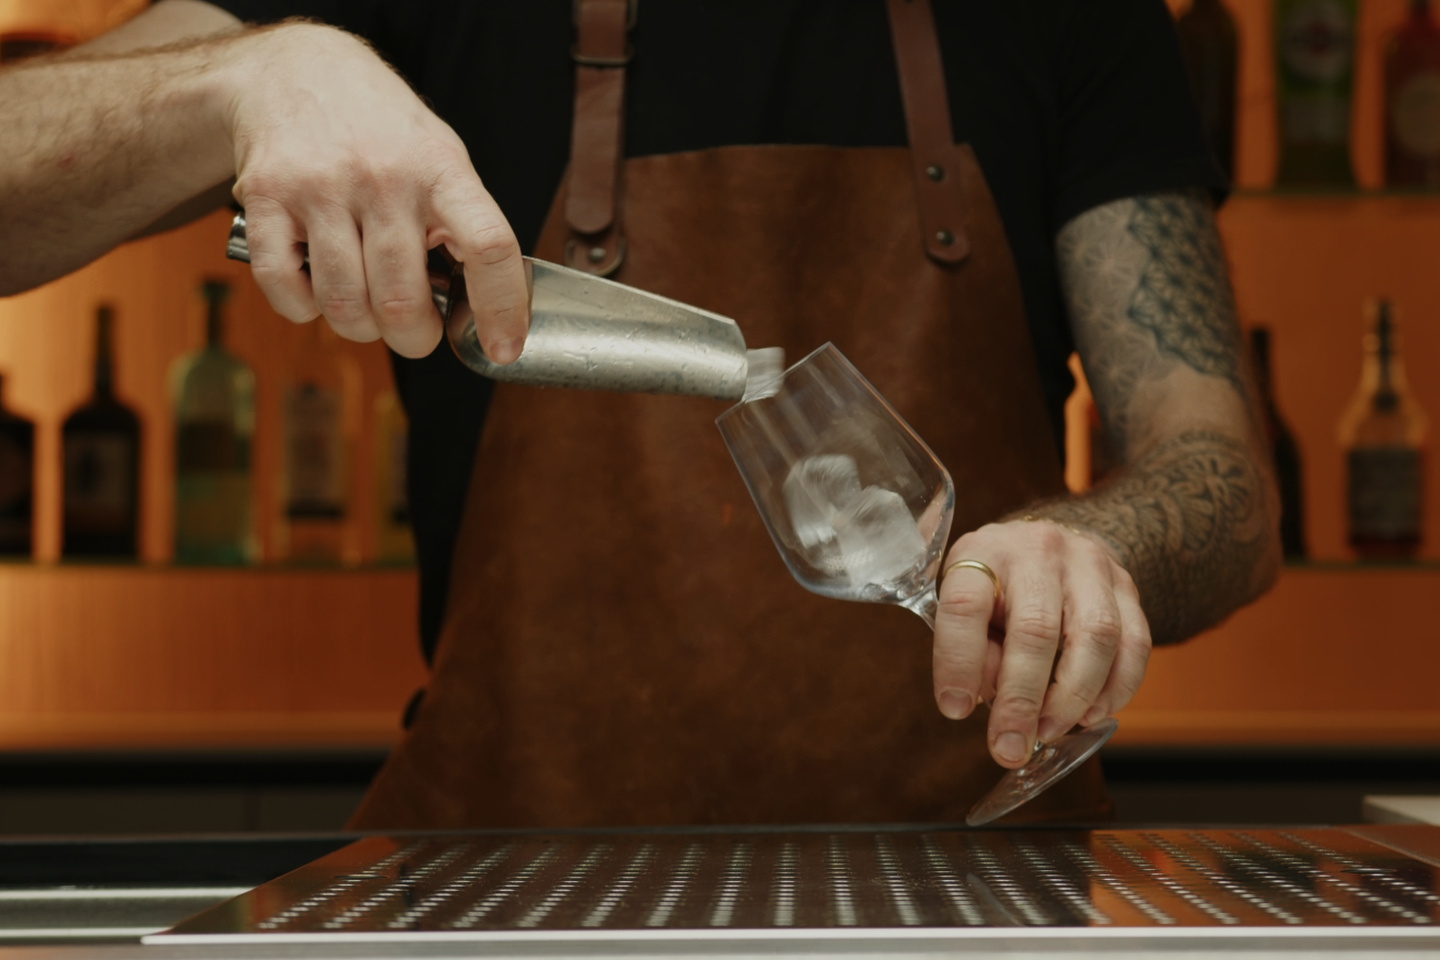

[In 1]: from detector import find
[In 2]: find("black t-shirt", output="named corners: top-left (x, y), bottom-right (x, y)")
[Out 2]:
top-left (209, 0), bottom-right (1223, 661)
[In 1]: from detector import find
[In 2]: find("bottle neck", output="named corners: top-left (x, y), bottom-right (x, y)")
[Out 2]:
top-left (201, 281), bottom-right (230, 349)
top-left (93, 308), bottom-right (115, 397)
top-left (1374, 304), bottom-right (1399, 413)
top-left (1414, 0), bottom-right (1430, 17)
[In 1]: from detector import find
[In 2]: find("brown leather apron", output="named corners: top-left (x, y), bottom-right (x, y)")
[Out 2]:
top-left (352, 0), bottom-right (1111, 829)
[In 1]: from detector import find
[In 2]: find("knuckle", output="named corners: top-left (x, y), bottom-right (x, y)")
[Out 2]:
top-left (935, 585), bottom-right (991, 622)
top-left (1008, 606), bottom-right (1062, 645)
top-left (464, 220), bottom-right (522, 266)
top-left (374, 293), bottom-right (430, 328)
top-left (318, 285), bottom-right (369, 325)
top-left (1069, 609), bottom-right (1122, 653)
top-left (994, 689), bottom-right (1045, 717)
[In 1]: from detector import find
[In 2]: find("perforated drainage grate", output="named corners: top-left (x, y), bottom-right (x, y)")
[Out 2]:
top-left (152, 828), bottom-right (1440, 938)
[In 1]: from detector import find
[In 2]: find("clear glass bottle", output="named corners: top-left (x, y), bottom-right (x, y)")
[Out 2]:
top-left (1250, 327), bottom-right (1307, 559)
top-left (1339, 300), bottom-right (1428, 559)
top-left (373, 389), bottom-right (415, 564)
top-left (1385, 0), bottom-right (1440, 188)
top-left (62, 304), bottom-right (141, 559)
top-left (1275, 0), bottom-right (1359, 188)
top-left (170, 280), bottom-right (257, 565)
top-left (276, 320), bottom-right (361, 566)
top-left (0, 373), bottom-right (35, 558)
top-left (1178, 0), bottom-right (1240, 182)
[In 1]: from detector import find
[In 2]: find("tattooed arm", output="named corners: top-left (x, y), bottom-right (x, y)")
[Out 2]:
top-left (929, 189), bottom-right (1280, 770)
top-left (1040, 190), bottom-right (1279, 645)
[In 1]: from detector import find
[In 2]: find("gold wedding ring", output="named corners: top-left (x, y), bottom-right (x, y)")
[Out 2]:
top-left (942, 559), bottom-right (1000, 602)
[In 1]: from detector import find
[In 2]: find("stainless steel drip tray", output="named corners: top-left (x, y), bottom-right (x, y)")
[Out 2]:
top-left (145, 825), bottom-right (1440, 948)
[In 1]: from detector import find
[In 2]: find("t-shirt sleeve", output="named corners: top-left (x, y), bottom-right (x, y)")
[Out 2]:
top-left (1045, 0), bottom-right (1227, 231)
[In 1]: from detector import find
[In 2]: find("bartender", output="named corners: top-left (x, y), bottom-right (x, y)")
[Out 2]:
top-left (0, 0), bottom-right (1278, 826)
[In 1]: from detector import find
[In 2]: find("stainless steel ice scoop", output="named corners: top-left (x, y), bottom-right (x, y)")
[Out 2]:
top-left (225, 213), bottom-right (758, 400)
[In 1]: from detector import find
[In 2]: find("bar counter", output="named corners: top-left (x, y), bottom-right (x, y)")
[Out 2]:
top-left (5, 822), bottom-right (1440, 959)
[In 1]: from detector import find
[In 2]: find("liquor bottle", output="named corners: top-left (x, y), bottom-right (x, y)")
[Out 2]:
top-left (373, 389), bottom-right (415, 564)
top-left (1275, 0), bottom-right (1358, 187)
top-left (62, 305), bottom-right (141, 559)
top-left (276, 320), bottom-right (361, 565)
top-left (1177, 0), bottom-right (1240, 182)
top-left (1385, 0), bottom-right (1440, 188)
top-left (1339, 300), bottom-right (1428, 559)
top-left (1249, 328), bottom-right (1307, 559)
top-left (170, 280), bottom-right (257, 565)
top-left (0, 374), bottom-right (35, 558)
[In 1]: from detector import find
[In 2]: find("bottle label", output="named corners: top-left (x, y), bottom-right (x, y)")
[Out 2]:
top-left (1281, 1), bottom-right (1354, 83)
top-left (1392, 72), bottom-right (1440, 159)
top-left (285, 384), bottom-right (344, 519)
top-left (63, 432), bottom-right (134, 531)
top-left (1347, 447), bottom-right (1422, 541)
top-left (1282, 98), bottom-right (1351, 143)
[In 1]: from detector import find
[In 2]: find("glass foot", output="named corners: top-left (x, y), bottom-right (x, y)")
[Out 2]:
top-left (965, 717), bottom-right (1119, 827)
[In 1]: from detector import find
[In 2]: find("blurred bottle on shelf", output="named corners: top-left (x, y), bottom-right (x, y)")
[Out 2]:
top-left (1274, 0), bottom-right (1358, 188)
top-left (276, 320), bottom-right (360, 566)
top-left (1385, 0), bottom-right (1440, 188)
top-left (1249, 328), bottom-right (1307, 559)
top-left (170, 280), bottom-right (257, 565)
top-left (1339, 300), bottom-right (1428, 560)
top-left (0, 375), bottom-right (35, 558)
top-left (1177, 0), bottom-right (1239, 182)
top-left (62, 305), bottom-right (141, 559)
top-left (373, 389), bottom-right (415, 564)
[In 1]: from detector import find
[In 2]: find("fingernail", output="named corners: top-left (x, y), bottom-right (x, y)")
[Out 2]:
top-left (488, 337), bottom-right (522, 364)
top-left (1037, 718), bottom-right (1066, 743)
top-left (995, 731), bottom-right (1028, 765)
top-left (939, 690), bottom-right (974, 720)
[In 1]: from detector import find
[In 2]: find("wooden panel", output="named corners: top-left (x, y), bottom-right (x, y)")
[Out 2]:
top-left (0, 565), bottom-right (426, 749)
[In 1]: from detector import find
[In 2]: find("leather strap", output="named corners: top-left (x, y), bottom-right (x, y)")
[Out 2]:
top-left (565, 0), bottom-right (632, 275)
top-left (886, 0), bottom-right (970, 264)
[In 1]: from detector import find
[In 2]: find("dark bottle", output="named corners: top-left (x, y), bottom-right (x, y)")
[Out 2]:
top-left (0, 374), bottom-right (35, 558)
top-left (1339, 300), bottom-right (1428, 560)
top-left (1249, 328), bottom-right (1307, 559)
top-left (1275, 0), bottom-right (1358, 187)
top-left (62, 305), bottom-right (141, 559)
top-left (1385, 0), bottom-right (1440, 188)
top-left (1177, 0), bottom-right (1240, 182)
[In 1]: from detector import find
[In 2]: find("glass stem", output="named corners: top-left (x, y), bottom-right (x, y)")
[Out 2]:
top-left (899, 583), bottom-right (938, 629)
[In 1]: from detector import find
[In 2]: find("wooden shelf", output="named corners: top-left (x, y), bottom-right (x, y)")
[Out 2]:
top-left (0, 564), bottom-right (426, 751)
top-left (1115, 565), bottom-right (1440, 746)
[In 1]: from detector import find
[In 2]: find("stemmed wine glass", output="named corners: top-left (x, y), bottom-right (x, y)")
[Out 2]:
top-left (716, 343), bottom-right (1116, 826)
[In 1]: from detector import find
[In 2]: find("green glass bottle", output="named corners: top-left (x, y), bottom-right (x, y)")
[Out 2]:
top-left (170, 280), bottom-right (257, 565)
top-left (1275, 0), bottom-right (1359, 188)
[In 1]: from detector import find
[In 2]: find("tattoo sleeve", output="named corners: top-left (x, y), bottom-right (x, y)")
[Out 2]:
top-left (1041, 190), bottom-right (1280, 646)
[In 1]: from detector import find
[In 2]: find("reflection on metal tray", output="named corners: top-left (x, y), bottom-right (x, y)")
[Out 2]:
top-left (148, 827), bottom-right (1440, 944)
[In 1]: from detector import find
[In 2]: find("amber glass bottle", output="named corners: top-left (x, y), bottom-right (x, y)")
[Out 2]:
top-left (62, 306), bottom-right (142, 559)
top-left (1385, 0), bottom-right (1440, 188)
top-left (1339, 301), bottom-right (1428, 559)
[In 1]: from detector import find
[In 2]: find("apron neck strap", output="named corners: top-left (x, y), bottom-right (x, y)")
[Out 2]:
top-left (562, 0), bottom-right (970, 271)
top-left (563, 0), bottom-right (633, 275)
top-left (886, 0), bottom-right (970, 264)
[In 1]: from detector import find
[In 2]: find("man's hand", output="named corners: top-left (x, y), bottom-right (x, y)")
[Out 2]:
top-left (932, 189), bottom-right (1280, 769)
top-left (932, 520), bottom-right (1150, 768)
top-left (0, 2), bottom-right (529, 362)
top-left (223, 24), bottom-right (528, 360)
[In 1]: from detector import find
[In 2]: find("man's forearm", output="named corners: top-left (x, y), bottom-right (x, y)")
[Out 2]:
top-left (1049, 190), bottom-right (1280, 646)
top-left (1015, 430), bottom-right (1272, 646)
top-left (0, 21), bottom-right (242, 294)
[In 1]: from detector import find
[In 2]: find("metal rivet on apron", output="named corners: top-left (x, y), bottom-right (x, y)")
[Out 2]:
top-left (588, 246), bottom-right (608, 263)
top-left (925, 164), bottom-right (945, 181)
top-left (936, 229), bottom-right (954, 245)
